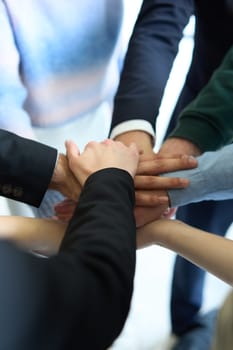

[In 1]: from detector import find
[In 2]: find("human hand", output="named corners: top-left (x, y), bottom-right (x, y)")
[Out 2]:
top-left (54, 198), bottom-right (76, 222)
top-left (49, 153), bottom-right (82, 201)
top-left (134, 153), bottom-right (197, 207)
top-left (136, 218), bottom-right (170, 249)
top-left (134, 205), bottom-right (169, 228)
top-left (159, 137), bottom-right (202, 156)
top-left (54, 199), bottom-right (176, 226)
top-left (54, 153), bottom-right (187, 222)
top-left (113, 130), bottom-right (154, 156)
top-left (136, 217), bottom-right (186, 249)
top-left (65, 139), bottom-right (139, 186)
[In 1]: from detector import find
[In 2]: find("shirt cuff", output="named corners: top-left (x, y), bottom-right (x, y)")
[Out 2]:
top-left (109, 120), bottom-right (155, 141)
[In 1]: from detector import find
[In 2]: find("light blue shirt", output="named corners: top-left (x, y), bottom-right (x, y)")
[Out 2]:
top-left (164, 144), bottom-right (233, 207)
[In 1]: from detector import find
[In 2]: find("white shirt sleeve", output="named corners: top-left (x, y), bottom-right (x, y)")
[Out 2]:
top-left (109, 119), bottom-right (155, 141)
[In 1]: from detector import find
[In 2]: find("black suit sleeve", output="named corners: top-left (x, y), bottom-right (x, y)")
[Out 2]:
top-left (0, 168), bottom-right (136, 350)
top-left (0, 129), bottom-right (57, 206)
top-left (110, 0), bottom-right (193, 132)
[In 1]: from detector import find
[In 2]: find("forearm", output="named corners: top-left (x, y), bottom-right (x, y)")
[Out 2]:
top-left (137, 219), bottom-right (233, 285)
top-left (0, 129), bottom-right (57, 206)
top-left (163, 144), bottom-right (233, 207)
top-left (110, 0), bottom-right (192, 134)
top-left (0, 216), bottom-right (66, 255)
top-left (0, 169), bottom-right (136, 349)
top-left (169, 47), bottom-right (233, 151)
top-left (113, 130), bottom-right (154, 155)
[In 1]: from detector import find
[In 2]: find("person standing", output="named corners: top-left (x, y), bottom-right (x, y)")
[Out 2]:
top-left (109, 0), bottom-right (233, 340)
top-left (0, 130), bottom-right (140, 349)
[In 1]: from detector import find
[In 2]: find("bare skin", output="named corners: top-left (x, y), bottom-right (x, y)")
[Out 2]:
top-left (113, 131), bottom-right (198, 226)
top-left (137, 218), bottom-right (233, 286)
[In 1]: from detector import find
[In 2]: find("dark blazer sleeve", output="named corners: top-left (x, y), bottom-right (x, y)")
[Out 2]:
top-left (169, 46), bottom-right (233, 151)
top-left (0, 129), bottom-right (57, 206)
top-left (110, 0), bottom-right (193, 132)
top-left (0, 168), bottom-right (136, 350)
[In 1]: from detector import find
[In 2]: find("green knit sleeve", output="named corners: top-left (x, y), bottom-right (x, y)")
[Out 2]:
top-left (169, 46), bottom-right (233, 151)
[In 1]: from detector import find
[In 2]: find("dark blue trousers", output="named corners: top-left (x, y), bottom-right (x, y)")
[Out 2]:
top-left (170, 200), bottom-right (233, 335)
top-left (164, 81), bottom-right (233, 335)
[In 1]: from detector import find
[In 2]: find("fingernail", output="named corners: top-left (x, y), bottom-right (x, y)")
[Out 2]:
top-left (159, 196), bottom-right (169, 203)
top-left (188, 155), bottom-right (197, 164)
top-left (181, 154), bottom-right (196, 163)
top-left (179, 178), bottom-right (190, 186)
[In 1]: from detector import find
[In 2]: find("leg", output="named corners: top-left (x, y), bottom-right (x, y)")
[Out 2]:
top-left (173, 309), bottom-right (218, 350)
top-left (171, 200), bottom-right (233, 336)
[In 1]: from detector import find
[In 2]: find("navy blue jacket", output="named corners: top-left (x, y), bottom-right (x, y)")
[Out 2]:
top-left (111, 0), bottom-right (233, 133)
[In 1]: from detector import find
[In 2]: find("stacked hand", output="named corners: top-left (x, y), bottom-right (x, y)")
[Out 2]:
top-left (65, 138), bottom-right (139, 185)
top-left (54, 133), bottom-right (198, 226)
top-left (114, 131), bottom-right (198, 227)
top-left (134, 152), bottom-right (197, 226)
top-left (49, 153), bottom-right (82, 201)
top-left (53, 139), bottom-right (139, 220)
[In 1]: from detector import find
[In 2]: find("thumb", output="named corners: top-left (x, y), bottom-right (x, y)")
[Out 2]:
top-left (129, 142), bottom-right (139, 157)
top-left (65, 140), bottom-right (80, 160)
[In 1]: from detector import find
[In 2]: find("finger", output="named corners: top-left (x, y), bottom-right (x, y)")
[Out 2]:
top-left (54, 202), bottom-right (76, 215)
top-left (161, 207), bottom-right (177, 218)
top-left (101, 139), bottom-right (114, 145)
top-left (139, 152), bottom-right (190, 162)
top-left (134, 175), bottom-right (190, 189)
top-left (137, 155), bottom-right (197, 175)
top-left (54, 205), bottom-right (75, 216)
top-left (55, 198), bottom-right (76, 207)
top-left (134, 205), bottom-right (168, 228)
top-left (65, 140), bottom-right (80, 158)
top-left (54, 214), bottom-right (72, 222)
top-left (135, 190), bottom-right (169, 207)
top-left (129, 142), bottom-right (139, 156)
top-left (83, 140), bottom-right (98, 151)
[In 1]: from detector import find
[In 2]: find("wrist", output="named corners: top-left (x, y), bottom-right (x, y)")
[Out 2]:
top-left (114, 130), bottom-right (154, 155)
top-left (160, 137), bottom-right (201, 156)
top-left (49, 153), bottom-right (67, 191)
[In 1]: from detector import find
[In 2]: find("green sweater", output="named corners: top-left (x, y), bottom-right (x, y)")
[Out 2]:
top-left (170, 45), bottom-right (233, 151)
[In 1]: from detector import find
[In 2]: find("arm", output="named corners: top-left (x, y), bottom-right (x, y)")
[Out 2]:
top-left (137, 218), bottom-right (233, 286)
top-left (168, 45), bottom-right (233, 152)
top-left (54, 153), bottom-right (198, 224)
top-left (0, 216), bottom-right (66, 256)
top-left (110, 0), bottom-right (193, 148)
top-left (162, 144), bottom-right (233, 207)
top-left (8, 139), bottom-right (232, 257)
top-left (0, 129), bottom-right (81, 205)
top-left (0, 140), bottom-right (139, 349)
top-left (0, 129), bottom-right (57, 206)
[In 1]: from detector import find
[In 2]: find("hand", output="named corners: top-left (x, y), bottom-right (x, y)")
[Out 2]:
top-left (136, 218), bottom-right (172, 249)
top-left (49, 153), bottom-right (82, 201)
top-left (54, 199), bottom-right (76, 222)
top-left (160, 137), bottom-right (202, 156)
top-left (134, 153), bottom-right (198, 207)
top-left (113, 130), bottom-right (154, 155)
top-left (65, 139), bottom-right (139, 185)
top-left (135, 205), bottom-right (169, 228)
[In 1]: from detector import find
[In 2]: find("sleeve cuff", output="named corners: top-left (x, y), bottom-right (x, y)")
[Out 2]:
top-left (109, 120), bottom-right (155, 142)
